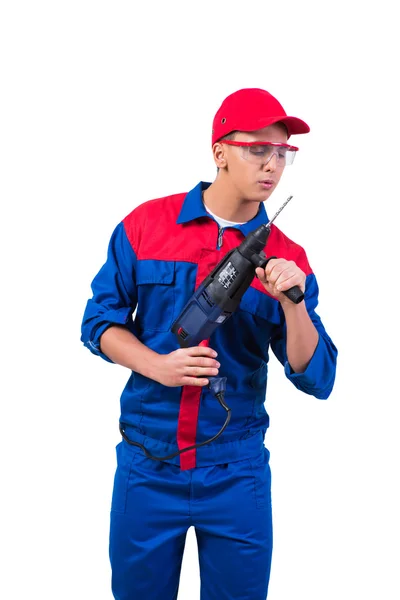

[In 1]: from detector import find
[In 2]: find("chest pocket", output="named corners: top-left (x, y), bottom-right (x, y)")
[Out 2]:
top-left (135, 260), bottom-right (176, 332)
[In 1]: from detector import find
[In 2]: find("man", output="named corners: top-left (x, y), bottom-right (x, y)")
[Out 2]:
top-left (81, 87), bottom-right (337, 599)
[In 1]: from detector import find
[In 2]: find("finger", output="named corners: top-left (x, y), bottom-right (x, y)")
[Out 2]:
top-left (186, 346), bottom-right (218, 357)
top-left (255, 267), bottom-right (267, 282)
top-left (273, 267), bottom-right (296, 286)
top-left (265, 259), bottom-right (290, 281)
top-left (272, 265), bottom-right (304, 290)
top-left (184, 366), bottom-right (219, 377)
top-left (186, 356), bottom-right (220, 368)
top-left (275, 273), bottom-right (305, 292)
top-left (181, 376), bottom-right (209, 387)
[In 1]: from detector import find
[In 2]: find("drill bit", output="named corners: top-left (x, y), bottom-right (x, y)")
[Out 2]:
top-left (266, 195), bottom-right (293, 228)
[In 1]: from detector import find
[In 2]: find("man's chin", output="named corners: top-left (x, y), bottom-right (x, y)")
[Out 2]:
top-left (253, 187), bottom-right (274, 202)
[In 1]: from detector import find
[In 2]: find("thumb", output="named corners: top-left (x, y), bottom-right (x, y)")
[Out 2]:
top-left (255, 267), bottom-right (267, 283)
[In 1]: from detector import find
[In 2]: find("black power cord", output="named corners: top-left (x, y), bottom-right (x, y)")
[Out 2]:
top-left (119, 377), bottom-right (230, 461)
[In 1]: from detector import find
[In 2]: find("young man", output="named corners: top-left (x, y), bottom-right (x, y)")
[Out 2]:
top-left (81, 88), bottom-right (337, 600)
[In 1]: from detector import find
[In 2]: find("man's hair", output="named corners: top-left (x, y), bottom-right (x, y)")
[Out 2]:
top-left (218, 131), bottom-right (238, 143)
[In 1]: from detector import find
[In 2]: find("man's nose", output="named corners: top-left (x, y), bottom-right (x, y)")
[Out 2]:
top-left (263, 152), bottom-right (278, 171)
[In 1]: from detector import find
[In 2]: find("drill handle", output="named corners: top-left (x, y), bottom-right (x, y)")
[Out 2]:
top-left (253, 253), bottom-right (304, 305)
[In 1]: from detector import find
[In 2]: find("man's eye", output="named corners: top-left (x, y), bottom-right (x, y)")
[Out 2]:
top-left (249, 146), bottom-right (267, 155)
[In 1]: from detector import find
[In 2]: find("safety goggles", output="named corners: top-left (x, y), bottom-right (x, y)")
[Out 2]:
top-left (220, 140), bottom-right (299, 166)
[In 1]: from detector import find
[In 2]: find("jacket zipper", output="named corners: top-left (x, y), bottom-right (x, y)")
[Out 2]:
top-left (217, 226), bottom-right (224, 249)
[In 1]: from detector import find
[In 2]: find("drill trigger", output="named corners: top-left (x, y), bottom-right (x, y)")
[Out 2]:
top-left (259, 254), bottom-right (277, 269)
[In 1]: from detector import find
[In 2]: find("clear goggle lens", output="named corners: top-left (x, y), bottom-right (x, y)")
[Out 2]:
top-left (222, 141), bottom-right (298, 166)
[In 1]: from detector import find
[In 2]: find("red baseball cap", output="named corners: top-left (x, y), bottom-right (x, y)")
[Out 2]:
top-left (212, 88), bottom-right (310, 146)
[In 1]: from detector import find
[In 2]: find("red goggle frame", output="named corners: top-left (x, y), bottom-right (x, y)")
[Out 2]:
top-left (220, 140), bottom-right (299, 151)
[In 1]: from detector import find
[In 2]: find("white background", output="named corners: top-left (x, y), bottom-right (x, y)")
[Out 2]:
top-left (1, 1), bottom-right (399, 599)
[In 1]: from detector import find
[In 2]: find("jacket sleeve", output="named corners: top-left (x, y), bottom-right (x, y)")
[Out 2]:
top-left (270, 273), bottom-right (338, 399)
top-left (80, 221), bottom-right (137, 363)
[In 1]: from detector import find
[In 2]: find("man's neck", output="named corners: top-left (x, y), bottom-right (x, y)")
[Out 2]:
top-left (203, 178), bottom-right (260, 223)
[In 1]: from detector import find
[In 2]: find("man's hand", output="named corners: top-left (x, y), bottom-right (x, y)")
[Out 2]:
top-left (255, 258), bottom-right (306, 305)
top-left (153, 346), bottom-right (220, 387)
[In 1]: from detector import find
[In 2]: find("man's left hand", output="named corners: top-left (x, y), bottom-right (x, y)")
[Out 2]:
top-left (255, 258), bottom-right (306, 304)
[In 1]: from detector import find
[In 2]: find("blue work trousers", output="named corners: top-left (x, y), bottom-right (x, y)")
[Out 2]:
top-left (109, 440), bottom-right (273, 599)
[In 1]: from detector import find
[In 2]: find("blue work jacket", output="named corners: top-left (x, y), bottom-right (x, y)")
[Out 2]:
top-left (81, 181), bottom-right (337, 470)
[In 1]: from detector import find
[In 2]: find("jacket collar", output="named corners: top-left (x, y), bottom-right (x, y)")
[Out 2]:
top-left (176, 181), bottom-right (269, 236)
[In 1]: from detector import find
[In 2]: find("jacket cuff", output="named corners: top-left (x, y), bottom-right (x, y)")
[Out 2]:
top-left (83, 307), bottom-right (133, 363)
top-left (284, 335), bottom-right (326, 395)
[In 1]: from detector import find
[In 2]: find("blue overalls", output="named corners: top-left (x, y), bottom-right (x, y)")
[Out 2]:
top-left (81, 181), bottom-right (337, 599)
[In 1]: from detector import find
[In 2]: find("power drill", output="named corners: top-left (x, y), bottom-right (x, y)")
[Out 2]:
top-left (172, 195), bottom-right (303, 348)
top-left (119, 196), bottom-right (303, 460)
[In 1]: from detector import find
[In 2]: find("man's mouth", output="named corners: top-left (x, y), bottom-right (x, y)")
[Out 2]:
top-left (258, 180), bottom-right (274, 189)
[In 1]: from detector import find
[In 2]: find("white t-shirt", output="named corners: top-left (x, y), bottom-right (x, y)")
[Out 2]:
top-left (204, 204), bottom-right (247, 228)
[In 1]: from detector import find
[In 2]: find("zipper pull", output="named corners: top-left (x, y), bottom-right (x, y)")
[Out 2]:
top-left (217, 227), bottom-right (224, 249)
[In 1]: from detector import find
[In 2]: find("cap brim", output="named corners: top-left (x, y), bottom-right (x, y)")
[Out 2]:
top-left (245, 115), bottom-right (310, 136)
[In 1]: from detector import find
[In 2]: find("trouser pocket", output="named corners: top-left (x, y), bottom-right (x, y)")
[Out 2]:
top-left (246, 446), bottom-right (271, 510)
top-left (111, 442), bottom-right (136, 514)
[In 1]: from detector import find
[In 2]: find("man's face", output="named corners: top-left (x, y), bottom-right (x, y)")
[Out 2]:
top-left (217, 123), bottom-right (290, 201)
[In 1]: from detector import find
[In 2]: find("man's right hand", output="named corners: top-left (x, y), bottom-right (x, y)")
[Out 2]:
top-left (153, 346), bottom-right (220, 387)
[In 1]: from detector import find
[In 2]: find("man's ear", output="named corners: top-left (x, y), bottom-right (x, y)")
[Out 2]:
top-left (212, 142), bottom-right (227, 169)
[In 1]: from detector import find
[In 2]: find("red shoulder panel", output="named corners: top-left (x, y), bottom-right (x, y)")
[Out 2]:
top-left (266, 224), bottom-right (313, 276)
top-left (122, 192), bottom-right (188, 258)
